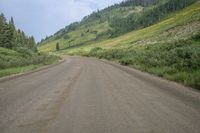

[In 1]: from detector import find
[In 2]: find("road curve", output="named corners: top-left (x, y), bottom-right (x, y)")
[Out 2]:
top-left (0, 56), bottom-right (200, 133)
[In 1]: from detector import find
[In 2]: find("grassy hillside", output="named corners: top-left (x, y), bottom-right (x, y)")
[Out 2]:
top-left (59, 1), bottom-right (199, 54)
top-left (39, 1), bottom-right (200, 89)
top-left (40, 0), bottom-right (197, 52)
top-left (39, 5), bottom-right (143, 52)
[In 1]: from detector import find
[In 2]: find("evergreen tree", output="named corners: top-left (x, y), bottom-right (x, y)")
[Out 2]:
top-left (0, 13), bottom-right (37, 52)
top-left (28, 36), bottom-right (37, 52)
top-left (56, 42), bottom-right (60, 51)
top-left (0, 13), bottom-right (6, 47)
top-left (109, 0), bottom-right (197, 37)
top-left (8, 17), bottom-right (16, 48)
top-left (2, 23), bottom-right (13, 49)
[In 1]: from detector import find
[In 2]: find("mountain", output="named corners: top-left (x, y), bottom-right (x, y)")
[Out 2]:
top-left (39, 0), bottom-right (197, 52)
top-left (39, 0), bottom-right (200, 89)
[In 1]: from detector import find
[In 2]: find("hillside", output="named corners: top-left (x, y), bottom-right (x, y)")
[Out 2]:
top-left (39, 0), bottom-right (200, 89)
top-left (39, 0), bottom-right (197, 52)
top-left (65, 1), bottom-right (200, 53)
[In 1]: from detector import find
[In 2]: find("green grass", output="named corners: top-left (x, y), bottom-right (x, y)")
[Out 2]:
top-left (39, 21), bottom-right (110, 52)
top-left (165, 70), bottom-right (200, 88)
top-left (86, 38), bottom-right (200, 89)
top-left (0, 47), bottom-right (59, 69)
top-left (0, 47), bottom-right (60, 77)
top-left (0, 65), bottom-right (43, 78)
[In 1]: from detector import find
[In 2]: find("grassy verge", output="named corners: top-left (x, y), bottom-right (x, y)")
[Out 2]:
top-left (0, 58), bottom-right (60, 78)
top-left (0, 47), bottom-right (60, 78)
top-left (0, 65), bottom-right (42, 78)
top-left (86, 35), bottom-right (200, 89)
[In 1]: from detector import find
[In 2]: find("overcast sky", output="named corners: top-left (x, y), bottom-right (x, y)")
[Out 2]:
top-left (0, 0), bottom-right (122, 42)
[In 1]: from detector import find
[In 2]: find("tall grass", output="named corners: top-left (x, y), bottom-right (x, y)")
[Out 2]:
top-left (0, 47), bottom-right (59, 69)
top-left (87, 35), bottom-right (200, 89)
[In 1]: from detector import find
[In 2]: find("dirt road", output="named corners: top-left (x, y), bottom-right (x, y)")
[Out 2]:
top-left (0, 56), bottom-right (200, 133)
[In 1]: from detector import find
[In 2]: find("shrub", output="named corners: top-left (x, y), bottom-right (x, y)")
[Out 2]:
top-left (88, 47), bottom-right (103, 56)
top-left (0, 49), bottom-right (59, 70)
top-left (86, 38), bottom-right (200, 88)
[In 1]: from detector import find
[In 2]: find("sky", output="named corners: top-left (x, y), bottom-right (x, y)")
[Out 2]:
top-left (0, 0), bottom-right (122, 42)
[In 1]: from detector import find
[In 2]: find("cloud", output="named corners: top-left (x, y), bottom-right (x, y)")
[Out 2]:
top-left (0, 0), bottom-right (122, 41)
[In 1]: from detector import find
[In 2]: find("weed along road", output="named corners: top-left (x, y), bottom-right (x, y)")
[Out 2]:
top-left (0, 56), bottom-right (200, 133)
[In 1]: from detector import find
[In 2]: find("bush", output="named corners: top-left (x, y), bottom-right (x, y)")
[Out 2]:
top-left (191, 32), bottom-right (200, 41)
top-left (0, 48), bottom-right (59, 70)
top-left (119, 57), bottom-right (134, 66)
top-left (88, 47), bottom-right (103, 56)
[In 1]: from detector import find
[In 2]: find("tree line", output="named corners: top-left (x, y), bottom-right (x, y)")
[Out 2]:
top-left (0, 13), bottom-right (37, 52)
top-left (109, 0), bottom-right (197, 37)
top-left (120, 0), bottom-right (156, 7)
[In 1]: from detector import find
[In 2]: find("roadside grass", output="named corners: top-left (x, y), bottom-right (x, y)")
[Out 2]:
top-left (86, 37), bottom-right (200, 89)
top-left (164, 70), bottom-right (200, 88)
top-left (0, 65), bottom-right (42, 78)
top-left (0, 57), bottom-right (60, 78)
top-left (0, 47), bottom-right (60, 77)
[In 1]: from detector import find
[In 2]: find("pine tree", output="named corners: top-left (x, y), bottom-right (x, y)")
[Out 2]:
top-left (3, 23), bottom-right (14, 49)
top-left (0, 13), bottom-right (6, 47)
top-left (8, 17), bottom-right (16, 48)
top-left (28, 36), bottom-right (37, 52)
top-left (56, 42), bottom-right (60, 51)
top-left (0, 13), bottom-right (37, 52)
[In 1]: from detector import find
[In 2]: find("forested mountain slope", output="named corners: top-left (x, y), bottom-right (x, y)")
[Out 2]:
top-left (39, 0), bottom-right (200, 89)
top-left (39, 0), bottom-right (197, 52)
